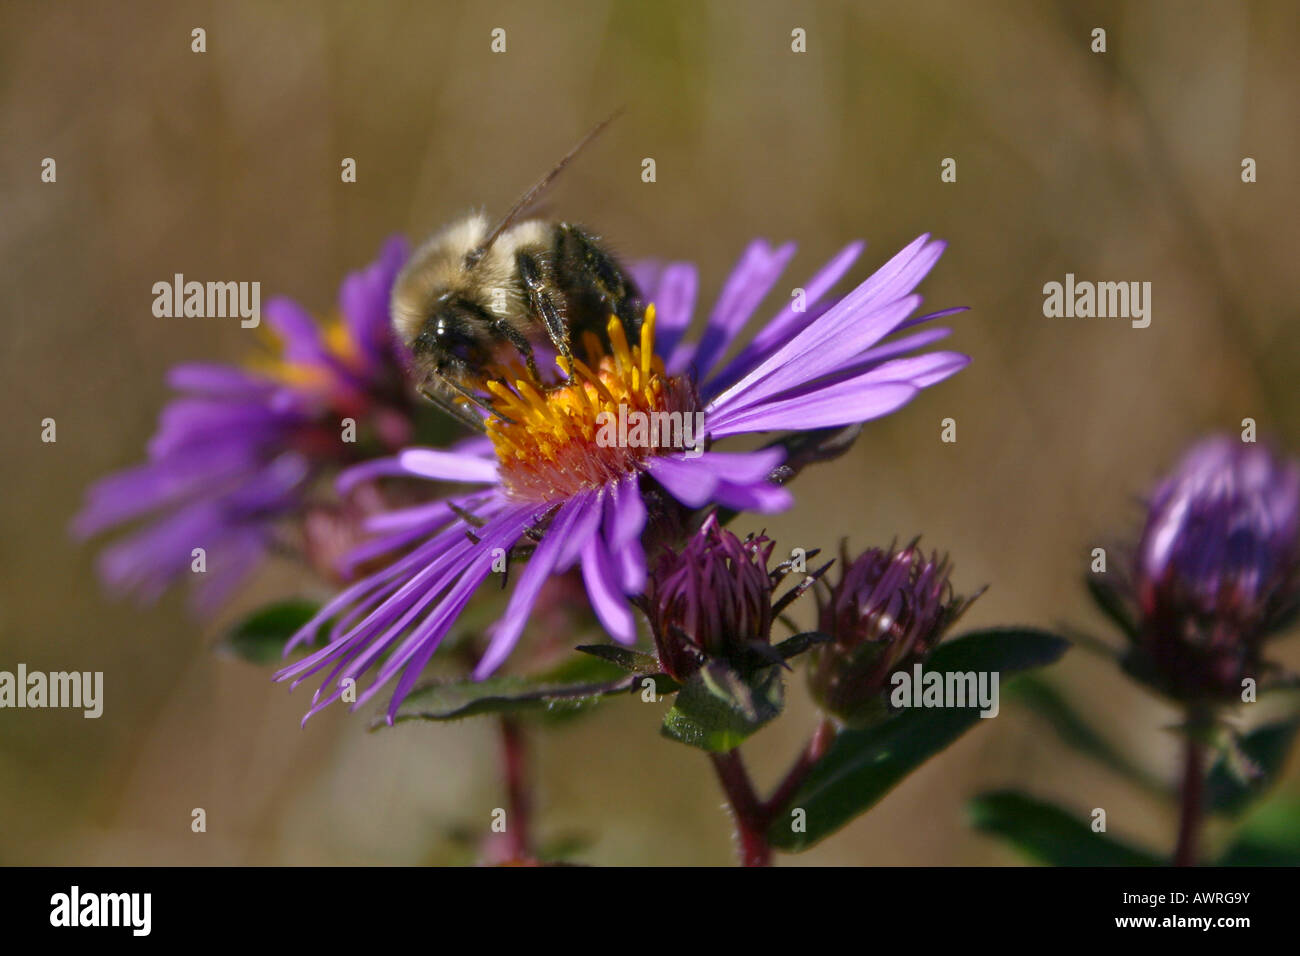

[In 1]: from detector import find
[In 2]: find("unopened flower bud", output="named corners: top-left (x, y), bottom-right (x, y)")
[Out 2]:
top-left (641, 515), bottom-right (779, 681)
top-left (1122, 436), bottom-right (1300, 702)
top-left (809, 541), bottom-right (976, 727)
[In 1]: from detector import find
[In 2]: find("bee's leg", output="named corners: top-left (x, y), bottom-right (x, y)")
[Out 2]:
top-left (417, 379), bottom-right (485, 431)
top-left (515, 250), bottom-right (572, 364)
top-left (444, 375), bottom-right (521, 426)
top-left (417, 377), bottom-right (498, 432)
top-left (489, 318), bottom-right (542, 383)
top-left (446, 296), bottom-right (542, 382)
top-left (556, 223), bottom-right (643, 333)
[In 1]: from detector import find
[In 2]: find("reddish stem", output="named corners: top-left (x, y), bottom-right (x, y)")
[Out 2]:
top-left (765, 717), bottom-right (836, 819)
top-left (1173, 714), bottom-right (1207, 867)
top-left (709, 718), bottom-right (838, 867)
top-left (500, 716), bottom-right (533, 862)
top-left (709, 750), bottom-right (772, 867)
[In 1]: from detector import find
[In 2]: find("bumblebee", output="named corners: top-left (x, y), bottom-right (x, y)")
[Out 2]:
top-left (391, 116), bottom-right (642, 429)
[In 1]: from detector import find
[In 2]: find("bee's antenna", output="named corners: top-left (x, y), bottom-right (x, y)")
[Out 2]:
top-left (466, 109), bottom-right (625, 267)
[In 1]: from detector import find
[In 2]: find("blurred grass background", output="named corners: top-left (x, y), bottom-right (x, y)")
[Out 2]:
top-left (1, 0), bottom-right (1298, 865)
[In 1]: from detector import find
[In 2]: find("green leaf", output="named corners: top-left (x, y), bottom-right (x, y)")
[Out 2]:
top-left (1006, 674), bottom-right (1163, 794)
top-left (378, 656), bottom-right (647, 726)
top-left (1205, 717), bottom-right (1300, 816)
top-left (770, 631), bottom-right (831, 662)
top-left (967, 790), bottom-right (1161, 866)
top-left (660, 660), bottom-right (784, 752)
top-left (535, 829), bottom-right (596, 864)
top-left (217, 599), bottom-right (321, 665)
top-left (1085, 574), bottom-right (1137, 641)
top-left (574, 643), bottom-right (667, 677)
top-left (1217, 797), bottom-right (1300, 865)
top-left (767, 627), bottom-right (1069, 851)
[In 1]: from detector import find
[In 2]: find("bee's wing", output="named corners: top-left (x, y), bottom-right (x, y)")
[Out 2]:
top-left (466, 109), bottom-right (623, 267)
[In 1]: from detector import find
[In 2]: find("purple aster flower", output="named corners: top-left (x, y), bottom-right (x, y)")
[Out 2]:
top-left (1121, 436), bottom-right (1300, 701)
top-left (73, 237), bottom-right (418, 613)
top-left (807, 541), bottom-right (977, 727)
top-left (275, 234), bottom-right (969, 721)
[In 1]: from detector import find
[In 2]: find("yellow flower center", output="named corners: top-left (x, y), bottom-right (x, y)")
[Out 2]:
top-left (248, 315), bottom-right (363, 389)
top-left (486, 305), bottom-right (696, 501)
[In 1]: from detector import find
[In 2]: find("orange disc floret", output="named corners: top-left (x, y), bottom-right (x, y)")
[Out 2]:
top-left (486, 306), bottom-right (697, 501)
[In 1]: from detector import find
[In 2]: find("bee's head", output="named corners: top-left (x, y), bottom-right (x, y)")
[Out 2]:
top-left (412, 295), bottom-right (493, 380)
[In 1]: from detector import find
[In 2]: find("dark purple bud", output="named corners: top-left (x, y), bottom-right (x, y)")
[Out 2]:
top-left (641, 514), bottom-right (780, 681)
top-left (1125, 436), bottom-right (1300, 701)
top-left (809, 541), bottom-right (976, 727)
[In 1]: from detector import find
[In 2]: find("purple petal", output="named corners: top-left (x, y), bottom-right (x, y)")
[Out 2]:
top-left (263, 297), bottom-right (329, 364)
top-left (650, 263), bottom-right (699, 362)
top-left (709, 478), bottom-right (794, 513)
top-left (336, 455), bottom-right (408, 495)
top-left (279, 502), bottom-right (496, 660)
top-left (629, 260), bottom-right (662, 296)
top-left (706, 234), bottom-right (943, 412)
top-left (709, 380), bottom-right (920, 436)
top-left (398, 448), bottom-right (499, 483)
top-left (581, 534), bottom-right (636, 644)
top-left (609, 531), bottom-right (647, 592)
top-left (339, 235), bottom-right (409, 368)
top-left (687, 449), bottom-right (786, 484)
top-left (475, 495), bottom-right (594, 677)
top-left (846, 325), bottom-right (954, 371)
top-left (554, 489), bottom-right (603, 569)
top-left (351, 502), bottom-right (536, 686)
top-left (368, 545), bottom-right (499, 705)
top-left (705, 240), bottom-right (865, 394)
top-left (337, 498), bottom-right (470, 577)
top-left (856, 350), bottom-right (971, 389)
top-left (750, 350), bottom-right (970, 411)
top-left (707, 292), bottom-right (922, 420)
top-left (73, 450), bottom-right (259, 537)
top-left (166, 363), bottom-right (276, 396)
top-left (646, 456), bottom-right (718, 507)
top-left (362, 498), bottom-right (460, 534)
top-left (894, 304), bottom-right (969, 333)
top-left (670, 240), bottom-right (796, 377)
top-left (604, 477), bottom-right (647, 551)
top-left (145, 398), bottom-right (298, 460)
top-left (602, 484), bottom-right (647, 591)
top-left (647, 451), bottom-right (788, 512)
top-left (188, 532), bottom-right (266, 616)
top-left (281, 501), bottom-right (530, 705)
